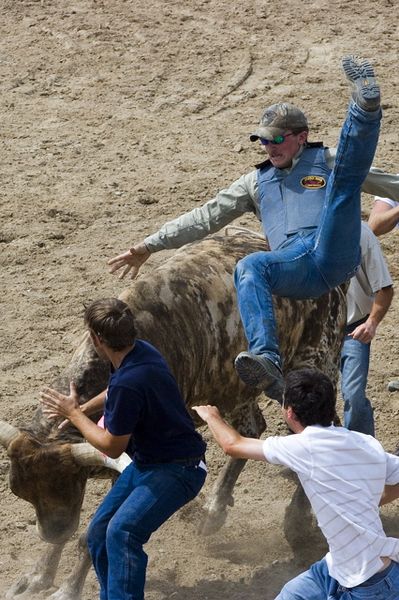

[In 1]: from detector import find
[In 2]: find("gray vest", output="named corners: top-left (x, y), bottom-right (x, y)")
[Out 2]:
top-left (258, 145), bottom-right (332, 250)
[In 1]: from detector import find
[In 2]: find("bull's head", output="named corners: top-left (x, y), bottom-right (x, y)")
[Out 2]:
top-left (0, 420), bottom-right (130, 544)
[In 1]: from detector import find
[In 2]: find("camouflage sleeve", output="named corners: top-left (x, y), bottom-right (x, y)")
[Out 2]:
top-left (144, 171), bottom-right (259, 252)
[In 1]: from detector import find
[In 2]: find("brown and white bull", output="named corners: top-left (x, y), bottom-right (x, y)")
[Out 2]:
top-left (0, 230), bottom-right (347, 600)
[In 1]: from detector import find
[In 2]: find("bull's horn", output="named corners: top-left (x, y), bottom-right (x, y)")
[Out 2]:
top-left (71, 443), bottom-right (131, 473)
top-left (0, 420), bottom-right (20, 449)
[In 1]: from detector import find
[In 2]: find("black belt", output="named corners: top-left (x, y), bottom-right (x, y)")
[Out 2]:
top-left (135, 455), bottom-right (205, 467)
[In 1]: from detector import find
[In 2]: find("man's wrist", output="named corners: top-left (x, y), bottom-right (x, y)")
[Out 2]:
top-left (68, 406), bottom-right (84, 425)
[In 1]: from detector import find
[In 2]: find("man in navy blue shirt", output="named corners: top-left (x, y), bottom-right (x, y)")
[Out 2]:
top-left (40, 297), bottom-right (207, 600)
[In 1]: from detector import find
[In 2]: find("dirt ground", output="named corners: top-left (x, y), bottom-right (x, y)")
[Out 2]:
top-left (1, 1), bottom-right (399, 598)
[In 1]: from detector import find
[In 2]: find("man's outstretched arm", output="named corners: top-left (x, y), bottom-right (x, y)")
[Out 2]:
top-left (192, 405), bottom-right (266, 461)
top-left (107, 175), bottom-right (256, 278)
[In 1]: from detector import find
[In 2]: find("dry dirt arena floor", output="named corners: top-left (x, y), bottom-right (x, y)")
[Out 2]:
top-left (1, 1), bottom-right (399, 598)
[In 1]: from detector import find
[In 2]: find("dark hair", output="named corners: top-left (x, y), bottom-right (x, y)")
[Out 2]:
top-left (283, 368), bottom-right (336, 427)
top-left (84, 298), bottom-right (137, 351)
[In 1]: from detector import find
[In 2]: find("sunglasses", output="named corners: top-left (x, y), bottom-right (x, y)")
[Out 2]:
top-left (259, 133), bottom-right (295, 145)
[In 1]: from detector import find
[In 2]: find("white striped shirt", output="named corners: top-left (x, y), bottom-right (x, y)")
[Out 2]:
top-left (263, 425), bottom-right (399, 587)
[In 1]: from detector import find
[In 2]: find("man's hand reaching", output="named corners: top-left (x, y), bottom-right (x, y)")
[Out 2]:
top-left (40, 382), bottom-right (81, 422)
top-left (107, 242), bottom-right (151, 279)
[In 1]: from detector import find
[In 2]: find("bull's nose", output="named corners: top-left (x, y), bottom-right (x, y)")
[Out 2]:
top-left (36, 513), bottom-right (79, 544)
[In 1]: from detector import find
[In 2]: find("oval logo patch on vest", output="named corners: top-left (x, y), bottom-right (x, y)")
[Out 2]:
top-left (300, 175), bottom-right (326, 189)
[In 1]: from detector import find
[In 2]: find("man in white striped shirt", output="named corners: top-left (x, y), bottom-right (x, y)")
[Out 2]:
top-left (193, 369), bottom-right (399, 599)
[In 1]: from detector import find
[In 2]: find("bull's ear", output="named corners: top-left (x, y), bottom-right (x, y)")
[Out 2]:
top-left (0, 420), bottom-right (20, 449)
top-left (71, 443), bottom-right (131, 473)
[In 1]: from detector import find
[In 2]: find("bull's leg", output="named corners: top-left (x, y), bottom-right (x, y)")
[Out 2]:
top-left (48, 532), bottom-right (92, 600)
top-left (200, 399), bottom-right (265, 535)
top-left (199, 456), bottom-right (247, 535)
top-left (283, 477), bottom-right (326, 564)
top-left (5, 542), bottom-right (64, 599)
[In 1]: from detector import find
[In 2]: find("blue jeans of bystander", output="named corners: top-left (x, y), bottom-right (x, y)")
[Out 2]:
top-left (276, 558), bottom-right (399, 599)
top-left (340, 330), bottom-right (374, 436)
top-left (87, 460), bottom-right (206, 600)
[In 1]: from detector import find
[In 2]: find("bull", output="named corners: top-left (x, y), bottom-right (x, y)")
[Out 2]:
top-left (0, 230), bottom-right (347, 600)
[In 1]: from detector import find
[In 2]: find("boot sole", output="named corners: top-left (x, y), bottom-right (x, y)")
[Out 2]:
top-left (234, 352), bottom-right (282, 389)
top-left (342, 55), bottom-right (380, 107)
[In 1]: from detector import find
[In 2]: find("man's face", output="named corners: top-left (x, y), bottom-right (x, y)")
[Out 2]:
top-left (262, 130), bottom-right (308, 169)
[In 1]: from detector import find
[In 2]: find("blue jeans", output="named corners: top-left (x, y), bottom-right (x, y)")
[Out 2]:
top-left (234, 101), bottom-right (381, 368)
top-left (276, 558), bottom-right (399, 599)
top-left (87, 460), bottom-right (206, 600)
top-left (340, 327), bottom-right (374, 436)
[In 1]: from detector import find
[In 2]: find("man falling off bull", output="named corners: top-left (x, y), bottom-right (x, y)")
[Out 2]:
top-left (108, 55), bottom-right (398, 404)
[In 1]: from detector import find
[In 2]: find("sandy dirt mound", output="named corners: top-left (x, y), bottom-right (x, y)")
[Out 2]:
top-left (0, 1), bottom-right (398, 598)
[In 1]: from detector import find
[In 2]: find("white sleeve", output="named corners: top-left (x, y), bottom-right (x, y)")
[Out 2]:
top-left (262, 434), bottom-right (311, 477)
top-left (361, 226), bottom-right (393, 293)
top-left (385, 452), bottom-right (399, 485)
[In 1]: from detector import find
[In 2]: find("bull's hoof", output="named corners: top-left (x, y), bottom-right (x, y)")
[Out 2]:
top-left (5, 576), bottom-right (29, 599)
top-left (48, 587), bottom-right (82, 600)
top-left (198, 508), bottom-right (228, 535)
top-left (5, 576), bottom-right (55, 600)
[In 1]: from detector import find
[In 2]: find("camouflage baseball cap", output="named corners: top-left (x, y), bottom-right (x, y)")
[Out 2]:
top-left (250, 102), bottom-right (308, 142)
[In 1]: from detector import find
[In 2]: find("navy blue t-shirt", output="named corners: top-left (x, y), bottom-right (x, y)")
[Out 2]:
top-left (104, 340), bottom-right (206, 463)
